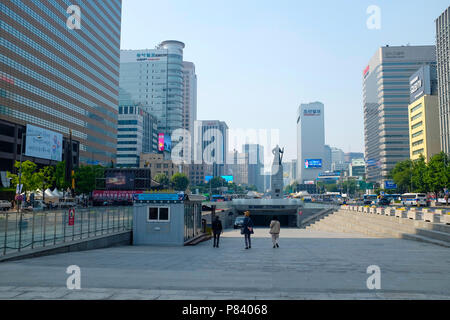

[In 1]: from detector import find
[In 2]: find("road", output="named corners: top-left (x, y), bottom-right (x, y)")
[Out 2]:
top-left (0, 227), bottom-right (449, 299)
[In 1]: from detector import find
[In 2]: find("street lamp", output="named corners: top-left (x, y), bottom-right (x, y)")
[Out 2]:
top-left (17, 131), bottom-right (41, 252)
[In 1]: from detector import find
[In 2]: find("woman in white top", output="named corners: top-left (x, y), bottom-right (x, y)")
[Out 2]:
top-left (269, 216), bottom-right (281, 248)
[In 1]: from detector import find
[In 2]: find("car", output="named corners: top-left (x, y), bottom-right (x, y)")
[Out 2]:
top-left (0, 200), bottom-right (11, 211)
top-left (363, 200), bottom-right (373, 205)
top-left (233, 216), bottom-right (245, 229)
top-left (378, 198), bottom-right (391, 206)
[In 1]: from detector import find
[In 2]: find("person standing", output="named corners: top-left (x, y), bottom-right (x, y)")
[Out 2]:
top-left (212, 216), bottom-right (223, 248)
top-left (242, 211), bottom-right (254, 249)
top-left (269, 216), bottom-right (281, 248)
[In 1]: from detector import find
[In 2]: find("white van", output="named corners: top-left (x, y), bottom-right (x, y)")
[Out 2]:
top-left (401, 193), bottom-right (428, 207)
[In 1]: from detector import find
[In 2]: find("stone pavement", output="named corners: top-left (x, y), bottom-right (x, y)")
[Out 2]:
top-left (0, 228), bottom-right (449, 300)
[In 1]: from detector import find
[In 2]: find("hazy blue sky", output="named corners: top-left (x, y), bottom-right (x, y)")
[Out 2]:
top-left (121, 0), bottom-right (449, 161)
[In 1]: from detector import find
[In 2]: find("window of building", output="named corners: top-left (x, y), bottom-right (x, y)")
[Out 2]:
top-left (412, 148), bottom-right (425, 156)
top-left (411, 103), bottom-right (423, 114)
top-left (411, 121), bottom-right (423, 130)
top-left (410, 112), bottom-right (422, 122)
top-left (412, 130), bottom-right (423, 138)
top-left (148, 207), bottom-right (170, 222)
top-left (412, 139), bottom-right (424, 147)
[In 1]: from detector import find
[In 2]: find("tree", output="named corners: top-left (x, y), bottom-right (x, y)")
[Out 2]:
top-left (154, 173), bottom-right (169, 188)
top-left (424, 152), bottom-right (449, 196)
top-left (7, 160), bottom-right (39, 193)
top-left (55, 161), bottom-right (70, 191)
top-left (411, 155), bottom-right (428, 193)
top-left (170, 173), bottom-right (189, 191)
top-left (390, 159), bottom-right (413, 193)
top-left (74, 165), bottom-right (103, 195)
top-left (210, 176), bottom-right (227, 189)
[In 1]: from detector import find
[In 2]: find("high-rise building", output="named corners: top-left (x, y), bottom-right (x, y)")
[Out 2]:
top-left (182, 61), bottom-right (197, 153)
top-left (0, 0), bottom-right (122, 168)
top-left (363, 45), bottom-right (436, 185)
top-left (436, 7), bottom-right (450, 153)
top-left (193, 120), bottom-right (228, 176)
top-left (120, 40), bottom-right (185, 138)
top-left (408, 65), bottom-right (440, 161)
top-left (297, 102), bottom-right (325, 183)
top-left (323, 145), bottom-right (332, 172)
top-left (349, 158), bottom-right (366, 178)
top-left (242, 144), bottom-right (265, 192)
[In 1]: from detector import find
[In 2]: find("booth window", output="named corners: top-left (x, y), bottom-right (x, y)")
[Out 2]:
top-left (148, 207), bottom-right (170, 222)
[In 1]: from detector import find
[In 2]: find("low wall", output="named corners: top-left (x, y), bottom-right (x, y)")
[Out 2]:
top-left (0, 231), bottom-right (131, 263)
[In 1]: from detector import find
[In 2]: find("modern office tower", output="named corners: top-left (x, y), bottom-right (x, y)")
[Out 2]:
top-left (408, 65), bottom-right (440, 161)
top-left (120, 40), bottom-right (185, 138)
top-left (242, 144), bottom-right (265, 192)
top-left (117, 90), bottom-right (158, 167)
top-left (193, 120), bottom-right (228, 176)
top-left (297, 102), bottom-right (325, 183)
top-left (290, 159), bottom-right (298, 184)
top-left (331, 147), bottom-right (346, 172)
top-left (344, 152), bottom-right (365, 163)
top-left (436, 7), bottom-right (450, 153)
top-left (182, 61), bottom-right (197, 158)
top-left (349, 158), bottom-right (366, 178)
top-left (0, 0), bottom-right (122, 168)
top-left (363, 45), bottom-right (436, 185)
top-left (323, 145), bottom-right (332, 172)
top-left (188, 163), bottom-right (210, 186)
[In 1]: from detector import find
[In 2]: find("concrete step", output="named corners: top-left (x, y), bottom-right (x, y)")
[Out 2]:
top-left (339, 210), bottom-right (450, 234)
top-left (402, 233), bottom-right (450, 248)
top-left (333, 210), bottom-right (450, 246)
top-left (307, 215), bottom-right (390, 238)
top-left (415, 228), bottom-right (450, 243)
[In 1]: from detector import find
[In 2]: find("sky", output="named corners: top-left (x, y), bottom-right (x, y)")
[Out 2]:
top-left (120, 0), bottom-right (449, 161)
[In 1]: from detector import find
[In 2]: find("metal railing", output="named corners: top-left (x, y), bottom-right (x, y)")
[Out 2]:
top-left (0, 206), bottom-right (133, 256)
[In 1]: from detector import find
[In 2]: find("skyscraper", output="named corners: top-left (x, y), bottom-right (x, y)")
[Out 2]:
top-left (193, 120), bottom-right (228, 176)
top-left (436, 7), bottom-right (450, 153)
top-left (182, 61), bottom-right (197, 143)
top-left (0, 0), bottom-right (122, 168)
top-left (242, 144), bottom-right (265, 192)
top-left (120, 40), bottom-right (185, 138)
top-left (363, 45), bottom-right (436, 185)
top-left (297, 102), bottom-right (325, 183)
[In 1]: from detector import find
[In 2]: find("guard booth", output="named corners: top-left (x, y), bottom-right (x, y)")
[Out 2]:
top-left (133, 192), bottom-right (206, 246)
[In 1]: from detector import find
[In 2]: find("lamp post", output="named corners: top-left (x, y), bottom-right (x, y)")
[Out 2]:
top-left (17, 131), bottom-right (41, 251)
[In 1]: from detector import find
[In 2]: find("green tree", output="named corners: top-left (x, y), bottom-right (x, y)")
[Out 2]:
top-left (390, 159), bottom-right (413, 193)
top-left (170, 173), bottom-right (189, 191)
top-left (7, 160), bottom-right (39, 193)
top-left (411, 155), bottom-right (429, 193)
top-left (54, 161), bottom-right (70, 191)
top-left (424, 152), bottom-right (449, 196)
top-left (210, 176), bottom-right (227, 189)
top-left (154, 173), bottom-right (169, 188)
top-left (74, 165), bottom-right (103, 194)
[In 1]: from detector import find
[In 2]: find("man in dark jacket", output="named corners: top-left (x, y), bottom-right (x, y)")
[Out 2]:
top-left (212, 216), bottom-right (223, 248)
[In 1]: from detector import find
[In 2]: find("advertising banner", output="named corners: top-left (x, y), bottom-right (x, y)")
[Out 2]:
top-left (304, 159), bottom-right (322, 168)
top-left (68, 208), bottom-right (75, 226)
top-left (25, 124), bottom-right (62, 161)
top-left (158, 133), bottom-right (165, 151)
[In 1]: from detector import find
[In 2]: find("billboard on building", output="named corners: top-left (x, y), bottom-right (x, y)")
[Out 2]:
top-left (158, 133), bottom-right (172, 152)
top-left (304, 159), bottom-right (322, 168)
top-left (410, 65), bottom-right (431, 103)
top-left (105, 171), bottom-right (134, 189)
top-left (205, 175), bottom-right (234, 183)
top-left (25, 124), bottom-right (62, 161)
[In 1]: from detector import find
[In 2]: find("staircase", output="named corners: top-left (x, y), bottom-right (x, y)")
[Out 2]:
top-left (306, 208), bottom-right (450, 248)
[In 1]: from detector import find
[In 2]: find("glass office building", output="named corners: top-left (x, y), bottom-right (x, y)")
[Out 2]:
top-left (363, 46), bottom-right (436, 185)
top-left (120, 40), bottom-right (185, 138)
top-left (436, 7), bottom-right (450, 153)
top-left (0, 0), bottom-right (122, 168)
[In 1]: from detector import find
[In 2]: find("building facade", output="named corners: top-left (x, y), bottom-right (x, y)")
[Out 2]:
top-left (193, 120), bottom-right (228, 176)
top-left (0, 0), bottom-right (122, 168)
top-left (349, 158), bottom-right (366, 178)
top-left (363, 45), bottom-right (436, 185)
top-left (297, 102), bottom-right (325, 183)
top-left (182, 61), bottom-right (197, 157)
top-left (140, 153), bottom-right (188, 180)
top-left (120, 40), bottom-right (185, 138)
top-left (242, 144), bottom-right (265, 192)
top-left (436, 7), bottom-right (450, 153)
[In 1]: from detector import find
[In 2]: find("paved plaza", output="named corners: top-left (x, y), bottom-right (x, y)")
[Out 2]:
top-left (0, 228), bottom-right (449, 299)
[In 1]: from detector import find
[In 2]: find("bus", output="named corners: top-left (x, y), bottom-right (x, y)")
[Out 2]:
top-left (401, 193), bottom-right (428, 207)
top-left (211, 195), bottom-right (225, 202)
top-left (363, 194), bottom-right (378, 205)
